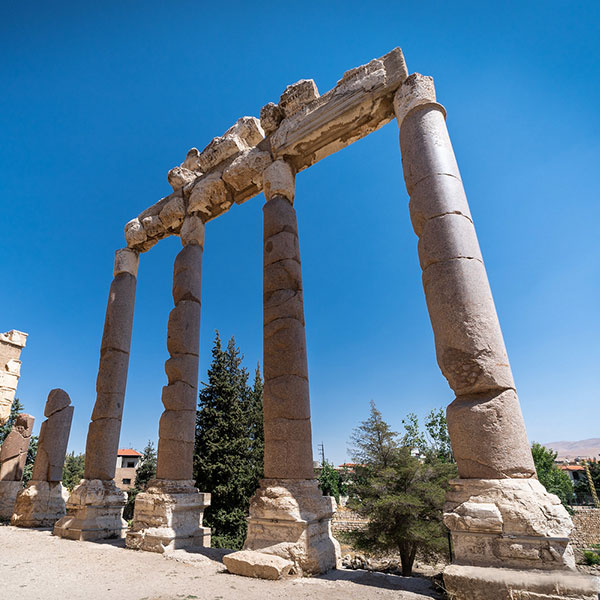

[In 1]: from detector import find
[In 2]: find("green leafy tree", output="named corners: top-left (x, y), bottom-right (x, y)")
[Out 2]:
top-left (62, 452), bottom-right (85, 491)
top-left (0, 398), bottom-right (38, 485)
top-left (318, 460), bottom-right (346, 503)
top-left (402, 409), bottom-right (454, 463)
top-left (0, 398), bottom-right (24, 444)
top-left (23, 435), bottom-right (38, 485)
top-left (124, 441), bottom-right (157, 520)
top-left (531, 443), bottom-right (573, 508)
top-left (347, 402), bottom-right (457, 576)
top-left (194, 332), bottom-right (264, 549)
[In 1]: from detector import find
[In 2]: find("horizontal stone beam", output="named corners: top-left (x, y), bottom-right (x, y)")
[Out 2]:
top-left (123, 47), bottom-right (408, 252)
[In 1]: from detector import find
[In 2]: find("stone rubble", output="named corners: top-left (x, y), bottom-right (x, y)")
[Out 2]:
top-left (0, 329), bottom-right (28, 425)
top-left (223, 550), bottom-right (294, 580)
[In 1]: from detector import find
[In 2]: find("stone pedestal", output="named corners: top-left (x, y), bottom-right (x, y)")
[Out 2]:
top-left (0, 480), bottom-right (24, 519)
top-left (126, 479), bottom-right (210, 553)
top-left (53, 479), bottom-right (127, 540)
top-left (245, 479), bottom-right (340, 575)
top-left (442, 478), bottom-right (599, 598)
top-left (11, 481), bottom-right (69, 527)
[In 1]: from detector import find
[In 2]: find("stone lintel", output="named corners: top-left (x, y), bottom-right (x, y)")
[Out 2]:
top-left (0, 330), bottom-right (28, 348)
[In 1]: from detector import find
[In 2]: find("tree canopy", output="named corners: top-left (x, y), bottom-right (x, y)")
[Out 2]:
top-left (531, 443), bottom-right (573, 508)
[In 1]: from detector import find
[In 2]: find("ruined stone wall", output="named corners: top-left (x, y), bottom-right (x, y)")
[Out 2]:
top-left (0, 330), bottom-right (27, 424)
top-left (570, 507), bottom-right (600, 552)
top-left (331, 508), bottom-right (368, 537)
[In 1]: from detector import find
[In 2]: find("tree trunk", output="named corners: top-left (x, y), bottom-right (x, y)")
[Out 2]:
top-left (399, 541), bottom-right (417, 576)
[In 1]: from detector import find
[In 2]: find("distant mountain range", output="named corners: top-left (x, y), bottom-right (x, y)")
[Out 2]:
top-left (543, 438), bottom-right (600, 460)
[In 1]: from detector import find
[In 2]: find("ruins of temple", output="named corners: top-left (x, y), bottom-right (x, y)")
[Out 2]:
top-left (50, 48), bottom-right (598, 598)
top-left (0, 330), bottom-right (27, 425)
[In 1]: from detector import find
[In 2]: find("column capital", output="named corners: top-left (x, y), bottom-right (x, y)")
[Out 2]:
top-left (113, 248), bottom-right (139, 278)
top-left (180, 214), bottom-right (205, 248)
top-left (263, 159), bottom-right (295, 203)
top-left (393, 73), bottom-right (446, 126)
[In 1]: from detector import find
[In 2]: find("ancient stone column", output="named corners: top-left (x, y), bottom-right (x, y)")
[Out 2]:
top-left (395, 74), bottom-right (598, 599)
top-left (0, 330), bottom-right (28, 425)
top-left (0, 412), bottom-right (34, 518)
top-left (126, 214), bottom-right (210, 553)
top-left (243, 160), bottom-right (340, 575)
top-left (12, 389), bottom-right (74, 527)
top-left (54, 248), bottom-right (138, 540)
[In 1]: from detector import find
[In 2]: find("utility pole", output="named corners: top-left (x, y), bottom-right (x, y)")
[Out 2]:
top-left (318, 442), bottom-right (325, 466)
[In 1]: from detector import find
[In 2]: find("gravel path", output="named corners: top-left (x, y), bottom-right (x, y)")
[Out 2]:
top-left (0, 526), bottom-right (440, 600)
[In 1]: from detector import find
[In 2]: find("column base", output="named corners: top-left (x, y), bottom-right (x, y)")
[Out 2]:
top-left (244, 478), bottom-right (341, 575)
top-left (11, 481), bottom-right (69, 527)
top-left (53, 479), bottom-right (127, 540)
top-left (0, 480), bottom-right (23, 519)
top-left (443, 564), bottom-right (600, 600)
top-left (443, 478), bottom-right (577, 571)
top-left (125, 479), bottom-right (211, 553)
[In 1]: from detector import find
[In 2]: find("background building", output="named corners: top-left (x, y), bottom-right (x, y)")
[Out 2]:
top-left (115, 448), bottom-right (141, 491)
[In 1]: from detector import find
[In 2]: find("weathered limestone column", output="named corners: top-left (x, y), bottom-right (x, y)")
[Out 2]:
top-left (54, 248), bottom-right (138, 540)
top-left (0, 330), bottom-right (28, 425)
top-left (0, 412), bottom-right (34, 518)
top-left (243, 160), bottom-right (340, 575)
top-left (395, 74), bottom-right (599, 599)
top-left (126, 215), bottom-right (210, 553)
top-left (12, 389), bottom-right (74, 527)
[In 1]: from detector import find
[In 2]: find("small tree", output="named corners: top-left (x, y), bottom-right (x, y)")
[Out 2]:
top-left (124, 441), bottom-right (157, 521)
top-left (62, 452), bottom-right (85, 491)
top-left (23, 435), bottom-right (38, 485)
top-left (0, 398), bottom-right (24, 444)
top-left (318, 460), bottom-right (346, 504)
top-left (531, 443), bottom-right (573, 508)
top-left (0, 398), bottom-right (38, 485)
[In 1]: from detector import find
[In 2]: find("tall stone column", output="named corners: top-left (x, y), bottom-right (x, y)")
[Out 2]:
top-left (395, 74), bottom-right (598, 599)
top-left (0, 412), bottom-right (34, 518)
top-left (12, 389), bottom-right (74, 527)
top-left (54, 248), bottom-right (138, 540)
top-left (126, 214), bottom-right (210, 553)
top-left (243, 160), bottom-right (340, 575)
top-left (0, 330), bottom-right (28, 425)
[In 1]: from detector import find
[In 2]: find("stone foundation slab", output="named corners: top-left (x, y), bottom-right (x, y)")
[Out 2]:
top-left (11, 481), bottom-right (69, 527)
top-left (53, 479), bottom-right (127, 540)
top-left (0, 480), bottom-right (23, 519)
top-left (126, 479), bottom-right (210, 553)
top-left (244, 478), bottom-right (340, 575)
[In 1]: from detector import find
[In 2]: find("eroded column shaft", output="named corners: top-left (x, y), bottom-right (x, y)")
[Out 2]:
top-left (84, 249), bottom-right (138, 480)
top-left (262, 161), bottom-right (314, 479)
top-left (395, 74), bottom-right (535, 479)
top-left (156, 217), bottom-right (203, 481)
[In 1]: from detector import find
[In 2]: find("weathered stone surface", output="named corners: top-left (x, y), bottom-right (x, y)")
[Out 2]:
top-left (126, 479), bottom-right (211, 553)
top-left (0, 480), bottom-right (24, 518)
top-left (161, 382), bottom-right (197, 411)
top-left (158, 410), bottom-right (195, 443)
top-left (444, 478), bottom-right (576, 572)
top-left (264, 289), bottom-right (304, 327)
top-left (223, 148), bottom-right (272, 200)
top-left (260, 102), bottom-right (283, 135)
top-left (443, 564), bottom-right (599, 600)
top-left (225, 116), bottom-right (264, 147)
top-left (263, 259), bottom-right (302, 295)
top-left (262, 375), bottom-right (310, 420)
top-left (164, 354), bottom-right (199, 388)
top-left (166, 301), bottom-right (201, 357)
top-left (393, 72), bottom-right (437, 124)
top-left (95, 349), bottom-right (130, 395)
top-left (54, 478), bottom-right (127, 540)
top-left (158, 193), bottom-right (185, 229)
top-left (263, 160), bottom-right (295, 203)
top-left (264, 231), bottom-right (300, 266)
top-left (447, 389), bottom-right (536, 479)
top-left (44, 388), bottom-right (71, 417)
top-left (168, 166), bottom-right (197, 191)
top-left (263, 318), bottom-right (308, 381)
top-left (113, 248), bottom-right (139, 277)
top-left (91, 392), bottom-right (124, 421)
top-left (418, 213), bottom-right (482, 270)
top-left (245, 479), bottom-right (340, 575)
top-left (0, 413), bottom-right (34, 482)
top-left (124, 218), bottom-right (147, 247)
top-left (180, 214), bottom-right (205, 247)
top-left (0, 329), bottom-right (27, 426)
top-left (156, 439), bottom-right (194, 481)
top-left (33, 393), bottom-right (73, 482)
top-left (263, 439), bottom-right (314, 480)
top-left (182, 148), bottom-right (202, 172)
top-left (173, 243), bottom-right (203, 304)
top-left (224, 550), bottom-right (293, 580)
top-left (279, 79), bottom-right (320, 118)
top-left (11, 481), bottom-right (69, 527)
top-left (100, 272), bottom-right (137, 354)
top-left (422, 258), bottom-right (515, 395)
top-left (141, 214), bottom-right (164, 238)
top-left (84, 418), bottom-right (121, 480)
top-left (188, 173), bottom-right (230, 219)
top-left (270, 48), bottom-right (407, 172)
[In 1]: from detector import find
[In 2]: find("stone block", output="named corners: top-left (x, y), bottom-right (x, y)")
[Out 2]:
top-left (95, 349), bottom-right (130, 396)
top-left (159, 193), bottom-right (186, 229)
top-left (400, 104), bottom-right (460, 195)
top-left (113, 247), bottom-right (139, 277)
top-left (180, 214), bottom-right (205, 247)
top-left (124, 218), bottom-right (147, 247)
top-left (156, 439), bottom-right (194, 480)
top-left (11, 481), bottom-right (69, 527)
top-left (263, 318), bottom-right (308, 381)
top-left (263, 160), bottom-right (295, 202)
top-left (263, 259), bottom-right (302, 295)
top-left (264, 289), bottom-right (304, 327)
top-left (223, 148), bottom-right (272, 194)
top-left (447, 389), bottom-right (536, 479)
top-left (409, 173), bottom-right (473, 237)
top-left (263, 194), bottom-right (298, 238)
top-left (260, 102), bottom-right (283, 135)
top-left (0, 480), bottom-right (24, 518)
top-left (224, 116), bottom-right (264, 147)
top-left (158, 410), bottom-right (195, 443)
top-left (100, 272), bottom-right (136, 353)
top-left (418, 213), bottom-right (482, 270)
top-left (279, 79), bottom-right (320, 118)
top-left (188, 173), bottom-right (229, 217)
top-left (172, 243), bottom-right (203, 304)
top-left (263, 375), bottom-right (310, 420)
top-left (141, 214), bottom-right (164, 238)
top-left (164, 353), bottom-right (199, 388)
top-left (264, 439), bottom-right (314, 480)
top-left (44, 388), bottom-right (71, 417)
top-left (168, 166), bottom-right (197, 191)
top-left (161, 381), bottom-right (197, 411)
top-left (84, 418), bottom-right (121, 480)
top-left (393, 72), bottom-right (437, 124)
top-left (197, 135), bottom-right (244, 173)
top-left (422, 258), bottom-right (515, 395)
top-left (91, 392), bottom-right (124, 421)
top-left (182, 148), bottom-right (202, 171)
top-left (0, 413), bottom-right (34, 481)
top-left (264, 417), bottom-right (312, 442)
top-left (166, 301), bottom-right (201, 357)
top-left (224, 550), bottom-right (293, 580)
top-left (33, 403), bottom-right (74, 482)
top-left (264, 231), bottom-right (300, 266)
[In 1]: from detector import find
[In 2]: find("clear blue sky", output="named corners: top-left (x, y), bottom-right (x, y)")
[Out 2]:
top-left (1, 1), bottom-right (598, 466)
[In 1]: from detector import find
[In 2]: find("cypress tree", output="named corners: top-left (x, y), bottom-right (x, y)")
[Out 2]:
top-left (194, 332), bottom-right (264, 549)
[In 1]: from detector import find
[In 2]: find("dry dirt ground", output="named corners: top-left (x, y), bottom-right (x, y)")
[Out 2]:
top-left (0, 525), bottom-right (441, 600)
